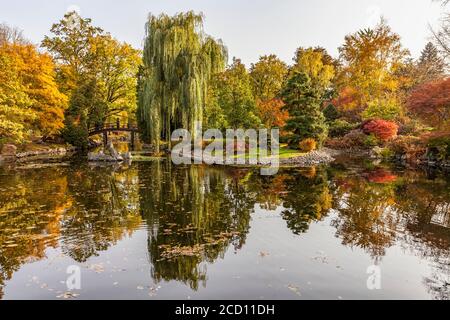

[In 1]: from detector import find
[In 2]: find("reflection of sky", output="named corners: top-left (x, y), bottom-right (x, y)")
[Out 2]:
top-left (0, 0), bottom-right (444, 65)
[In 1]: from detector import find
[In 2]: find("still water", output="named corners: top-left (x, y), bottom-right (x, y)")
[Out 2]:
top-left (0, 158), bottom-right (449, 300)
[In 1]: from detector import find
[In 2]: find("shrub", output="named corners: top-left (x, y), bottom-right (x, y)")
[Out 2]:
top-left (299, 138), bottom-right (317, 152)
top-left (61, 123), bottom-right (89, 150)
top-left (388, 136), bottom-right (426, 162)
top-left (325, 130), bottom-right (367, 149)
top-left (364, 134), bottom-right (379, 147)
top-left (328, 119), bottom-right (356, 138)
top-left (323, 104), bottom-right (339, 122)
top-left (425, 130), bottom-right (450, 160)
top-left (362, 97), bottom-right (402, 121)
top-left (362, 119), bottom-right (399, 142)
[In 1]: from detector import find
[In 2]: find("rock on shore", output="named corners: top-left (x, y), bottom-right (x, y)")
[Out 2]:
top-left (279, 149), bottom-right (336, 166)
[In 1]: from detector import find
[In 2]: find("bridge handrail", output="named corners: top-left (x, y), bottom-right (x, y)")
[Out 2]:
top-left (88, 122), bottom-right (139, 134)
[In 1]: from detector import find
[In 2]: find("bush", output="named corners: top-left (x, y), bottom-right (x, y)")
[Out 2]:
top-left (328, 119), bottom-right (356, 138)
top-left (362, 98), bottom-right (402, 121)
top-left (299, 138), bottom-right (317, 152)
top-left (61, 123), bottom-right (89, 150)
top-left (426, 131), bottom-right (450, 160)
top-left (325, 130), bottom-right (367, 149)
top-left (364, 134), bottom-right (379, 147)
top-left (388, 136), bottom-right (426, 162)
top-left (362, 119), bottom-right (399, 142)
top-left (323, 104), bottom-right (339, 122)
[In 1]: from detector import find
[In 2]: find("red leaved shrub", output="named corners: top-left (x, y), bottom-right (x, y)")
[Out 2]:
top-left (362, 119), bottom-right (399, 142)
top-left (366, 168), bottom-right (398, 184)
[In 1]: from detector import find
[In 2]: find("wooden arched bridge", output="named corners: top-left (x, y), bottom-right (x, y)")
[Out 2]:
top-left (89, 120), bottom-right (139, 147)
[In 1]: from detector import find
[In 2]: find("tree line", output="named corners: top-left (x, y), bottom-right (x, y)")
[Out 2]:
top-left (1, 6), bottom-right (449, 157)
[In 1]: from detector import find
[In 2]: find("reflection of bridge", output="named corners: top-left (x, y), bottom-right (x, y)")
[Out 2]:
top-left (89, 121), bottom-right (139, 147)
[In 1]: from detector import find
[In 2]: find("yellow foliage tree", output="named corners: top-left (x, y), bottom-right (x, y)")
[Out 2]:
top-left (0, 41), bottom-right (67, 142)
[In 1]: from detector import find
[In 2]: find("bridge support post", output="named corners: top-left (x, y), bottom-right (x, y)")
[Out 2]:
top-left (131, 131), bottom-right (135, 150)
top-left (103, 132), bottom-right (108, 147)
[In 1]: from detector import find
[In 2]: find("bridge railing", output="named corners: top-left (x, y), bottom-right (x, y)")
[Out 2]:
top-left (88, 121), bottom-right (138, 134)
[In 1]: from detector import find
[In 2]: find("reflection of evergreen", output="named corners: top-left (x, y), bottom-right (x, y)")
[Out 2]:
top-left (280, 167), bottom-right (332, 235)
top-left (137, 162), bottom-right (253, 290)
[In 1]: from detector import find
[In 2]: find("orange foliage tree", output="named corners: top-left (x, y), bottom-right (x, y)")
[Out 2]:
top-left (1, 42), bottom-right (67, 139)
top-left (256, 98), bottom-right (289, 130)
top-left (407, 78), bottom-right (450, 129)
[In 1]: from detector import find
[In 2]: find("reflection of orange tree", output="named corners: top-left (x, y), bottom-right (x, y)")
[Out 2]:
top-left (138, 162), bottom-right (253, 290)
top-left (331, 169), bottom-right (400, 258)
top-left (60, 164), bottom-right (142, 262)
top-left (248, 173), bottom-right (288, 210)
top-left (281, 167), bottom-right (332, 235)
top-left (394, 174), bottom-right (450, 300)
top-left (0, 166), bottom-right (69, 298)
top-left (331, 167), bottom-right (450, 298)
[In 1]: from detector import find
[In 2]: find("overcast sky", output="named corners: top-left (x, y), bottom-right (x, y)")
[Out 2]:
top-left (0, 0), bottom-right (446, 65)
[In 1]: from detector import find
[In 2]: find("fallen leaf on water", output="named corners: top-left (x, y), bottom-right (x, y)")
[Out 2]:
top-left (89, 264), bottom-right (105, 273)
top-left (56, 292), bottom-right (80, 299)
top-left (287, 284), bottom-right (301, 297)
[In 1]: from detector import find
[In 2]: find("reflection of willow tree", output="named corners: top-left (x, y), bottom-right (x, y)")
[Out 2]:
top-left (280, 167), bottom-right (332, 235)
top-left (394, 173), bottom-right (450, 300)
top-left (331, 170), bottom-right (401, 258)
top-left (138, 162), bottom-right (253, 290)
top-left (60, 164), bottom-right (142, 262)
top-left (0, 166), bottom-right (69, 299)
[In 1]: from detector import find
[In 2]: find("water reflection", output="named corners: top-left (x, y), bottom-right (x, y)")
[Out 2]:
top-left (0, 160), bottom-right (449, 299)
top-left (138, 163), bottom-right (253, 290)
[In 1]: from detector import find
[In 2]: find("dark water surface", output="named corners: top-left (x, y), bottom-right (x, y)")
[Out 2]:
top-left (0, 158), bottom-right (449, 300)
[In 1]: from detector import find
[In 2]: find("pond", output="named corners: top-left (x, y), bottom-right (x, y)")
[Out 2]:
top-left (0, 158), bottom-right (449, 300)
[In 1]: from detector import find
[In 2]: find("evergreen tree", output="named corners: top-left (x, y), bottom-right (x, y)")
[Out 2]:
top-left (417, 42), bottom-right (446, 82)
top-left (282, 72), bottom-right (328, 148)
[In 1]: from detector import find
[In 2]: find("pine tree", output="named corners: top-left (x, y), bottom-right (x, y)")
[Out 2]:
top-left (417, 42), bottom-right (446, 82)
top-left (282, 72), bottom-right (328, 148)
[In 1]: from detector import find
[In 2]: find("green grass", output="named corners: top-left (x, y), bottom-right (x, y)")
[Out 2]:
top-left (233, 145), bottom-right (305, 160)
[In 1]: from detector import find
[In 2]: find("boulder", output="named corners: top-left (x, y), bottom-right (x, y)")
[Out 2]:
top-left (88, 143), bottom-right (126, 162)
top-left (1, 144), bottom-right (17, 158)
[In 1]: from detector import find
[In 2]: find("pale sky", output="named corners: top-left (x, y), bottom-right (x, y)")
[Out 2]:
top-left (0, 0), bottom-right (446, 65)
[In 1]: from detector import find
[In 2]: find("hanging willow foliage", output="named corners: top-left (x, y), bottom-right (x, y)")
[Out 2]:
top-left (137, 12), bottom-right (228, 152)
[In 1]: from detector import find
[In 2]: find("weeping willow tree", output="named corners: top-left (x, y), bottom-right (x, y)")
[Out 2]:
top-left (137, 12), bottom-right (228, 152)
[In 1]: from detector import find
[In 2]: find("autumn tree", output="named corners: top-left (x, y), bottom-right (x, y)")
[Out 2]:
top-left (42, 12), bottom-right (141, 146)
top-left (407, 78), bottom-right (450, 129)
top-left (0, 28), bottom-right (67, 142)
top-left (291, 47), bottom-right (335, 98)
top-left (256, 98), bottom-right (289, 130)
top-left (250, 54), bottom-right (288, 101)
top-left (336, 19), bottom-right (409, 118)
top-left (249, 54), bottom-right (288, 130)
